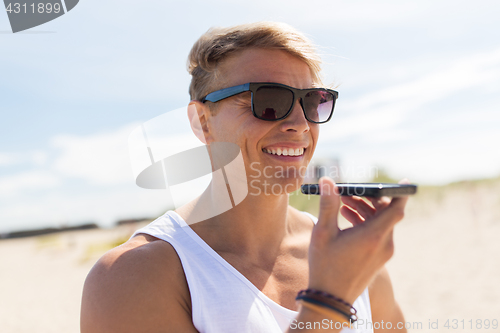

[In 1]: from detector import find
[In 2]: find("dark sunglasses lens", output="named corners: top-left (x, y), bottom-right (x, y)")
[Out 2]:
top-left (253, 86), bottom-right (293, 120)
top-left (303, 90), bottom-right (335, 123)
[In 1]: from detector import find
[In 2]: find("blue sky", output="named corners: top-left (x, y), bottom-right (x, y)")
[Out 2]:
top-left (1, 0), bottom-right (500, 233)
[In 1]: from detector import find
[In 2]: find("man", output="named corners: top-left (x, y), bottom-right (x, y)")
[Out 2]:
top-left (81, 22), bottom-right (408, 332)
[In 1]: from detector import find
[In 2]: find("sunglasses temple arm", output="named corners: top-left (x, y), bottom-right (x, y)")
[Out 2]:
top-left (202, 83), bottom-right (251, 103)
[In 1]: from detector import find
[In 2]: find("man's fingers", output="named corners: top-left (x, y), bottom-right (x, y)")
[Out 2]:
top-left (366, 195), bottom-right (409, 233)
top-left (341, 196), bottom-right (376, 220)
top-left (370, 179), bottom-right (410, 230)
top-left (367, 179), bottom-right (409, 210)
top-left (340, 205), bottom-right (365, 226)
top-left (317, 177), bottom-right (341, 234)
top-left (367, 196), bottom-right (390, 210)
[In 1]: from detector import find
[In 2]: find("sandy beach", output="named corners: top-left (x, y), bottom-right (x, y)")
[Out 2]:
top-left (387, 181), bottom-right (500, 331)
top-left (0, 223), bottom-right (148, 333)
top-left (1, 180), bottom-right (499, 332)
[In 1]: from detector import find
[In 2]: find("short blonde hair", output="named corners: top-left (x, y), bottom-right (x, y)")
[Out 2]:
top-left (187, 22), bottom-right (323, 102)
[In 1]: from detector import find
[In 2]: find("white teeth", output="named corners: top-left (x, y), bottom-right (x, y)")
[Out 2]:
top-left (263, 147), bottom-right (305, 156)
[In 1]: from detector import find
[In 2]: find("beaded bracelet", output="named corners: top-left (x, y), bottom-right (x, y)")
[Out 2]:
top-left (298, 299), bottom-right (351, 324)
top-left (297, 295), bottom-right (354, 323)
top-left (297, 289), bottom-right (354, 309)
top-left (296, 289), bottom-right (358, 323)
top-left (296, 294), bottom-right (352, 319)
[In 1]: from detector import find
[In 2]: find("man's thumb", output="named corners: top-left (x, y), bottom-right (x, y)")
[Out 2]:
top-left (316, 177), bottom-right (341, 230)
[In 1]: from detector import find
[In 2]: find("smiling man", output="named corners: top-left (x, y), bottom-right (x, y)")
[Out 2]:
top-left (81, 22), bottom-right (409, 333)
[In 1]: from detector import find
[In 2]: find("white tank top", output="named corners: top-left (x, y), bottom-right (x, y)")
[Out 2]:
top-left (131, 211), bottom-right (374, 333)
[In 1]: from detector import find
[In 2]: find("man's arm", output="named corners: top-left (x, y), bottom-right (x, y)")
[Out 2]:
top-left (369, 266), bottom-right (407, 333)
top-left (81, 235), bottom-right (199, 333)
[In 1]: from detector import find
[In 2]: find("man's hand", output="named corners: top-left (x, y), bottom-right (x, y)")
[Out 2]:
top-left (307, 177), bottom-right (409, 304)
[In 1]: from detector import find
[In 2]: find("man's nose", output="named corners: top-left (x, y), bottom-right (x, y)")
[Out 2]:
top-left (279, 98), bottom-right (310, 133)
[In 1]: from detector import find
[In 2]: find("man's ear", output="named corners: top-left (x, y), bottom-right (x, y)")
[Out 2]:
top-left (188, 101), bottom-right (211, 144)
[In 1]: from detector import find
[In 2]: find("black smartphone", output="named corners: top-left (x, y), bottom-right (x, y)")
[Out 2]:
top-left (300, 183), bottom-right (418, 197)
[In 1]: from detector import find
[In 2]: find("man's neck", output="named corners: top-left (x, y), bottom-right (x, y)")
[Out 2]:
top-left (177, 183), bottom-right (308, 265)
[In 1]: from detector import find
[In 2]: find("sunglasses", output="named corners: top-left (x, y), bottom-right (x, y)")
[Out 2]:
top-left (200, 82), bottom-right (338, 124)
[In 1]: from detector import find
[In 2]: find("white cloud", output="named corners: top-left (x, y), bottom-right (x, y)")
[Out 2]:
top-left (51, 113), bottom-right (204, 186)
top-left (0, 153), bottom-right (16, 166)
top-left (0, 151), bottom-right (48, 167)
top-left (51, 124), bottom-right (141, 185)
top-left (0, 171), bottom-right (60, 197)
top-left (319, 47), bottom-right (500, 143)
top-left (346, 47), bottom-right (500, 111)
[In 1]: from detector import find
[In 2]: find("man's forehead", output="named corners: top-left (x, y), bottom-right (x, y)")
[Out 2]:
top-left (216, 48), bottom-right (313, 89)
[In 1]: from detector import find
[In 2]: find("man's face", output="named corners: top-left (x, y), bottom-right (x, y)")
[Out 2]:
top-left (206, 48), bottom-right (320, 194)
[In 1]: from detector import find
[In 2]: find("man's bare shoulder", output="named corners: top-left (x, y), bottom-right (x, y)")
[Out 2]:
top-left (81, 234), bottom-right (198, 333)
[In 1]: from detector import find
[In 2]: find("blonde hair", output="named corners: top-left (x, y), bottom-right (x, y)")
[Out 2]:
top-left (187, 22), bottom-right (323, 103)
